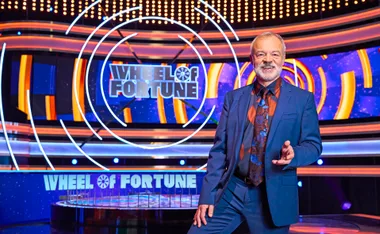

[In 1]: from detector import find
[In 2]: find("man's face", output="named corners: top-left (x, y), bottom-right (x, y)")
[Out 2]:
top-left (250, 36), bottom-right (285, 84)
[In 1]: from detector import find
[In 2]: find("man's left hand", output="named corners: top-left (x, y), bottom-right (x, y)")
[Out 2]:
top-left (272, 140), bottom-right (294, 165)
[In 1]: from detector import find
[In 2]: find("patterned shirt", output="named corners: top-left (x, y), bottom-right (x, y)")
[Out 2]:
top-left (235, 77), bottom-right (282, 177)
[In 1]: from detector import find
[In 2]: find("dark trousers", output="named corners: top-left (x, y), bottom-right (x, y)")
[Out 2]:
top-left (187, 175), bottom-right (290, 234)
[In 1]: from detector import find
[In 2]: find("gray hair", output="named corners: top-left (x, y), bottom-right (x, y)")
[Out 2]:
top-left (250, 32), bottom-right (286, 55)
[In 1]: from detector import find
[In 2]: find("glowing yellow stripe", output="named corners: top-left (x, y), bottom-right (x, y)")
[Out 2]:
top-left (285, 59), bottom-right (314, 93)
top-left (284, 75), bottom-right (295, 85)
top-left (357, 49), bottom-right (372, 88)
top-left (282, 66), bottom-right (304, 88)
top-left (234, 62), bottom-right (250, 89)
top-left (123, 107), bottom-right (132, 123)
top-left (246, 70), bottom-right (256, 85)
top-left (317, 67), bottom-right (327, 114)
top-left (206, 63), bottom-right (224, 98)
top-left (18, 54), bottom-right (32, 119)
top-left (173, 99), bottom-right (188, 124)
top-left (321, 54), bottom-right (328, 60)
top-left (45, 95), bottom-right (56, 120)
top-left (156, 63), bottom-right (168, 124)
top-left (72, 58), bottom-right (86, 122)
top-left (334, 71), bottom-right (356, 120)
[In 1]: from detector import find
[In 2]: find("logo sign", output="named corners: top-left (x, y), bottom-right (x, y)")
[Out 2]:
top-left (109, 64), bottom-right (199, 99)
top-left (42, 173), bottom-right (199, 191)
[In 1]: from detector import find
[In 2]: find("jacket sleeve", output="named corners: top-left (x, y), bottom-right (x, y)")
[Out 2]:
top-left (283, 92), bottom-right (322, 170)
top-left (198, 92), bottom-right (232, 205)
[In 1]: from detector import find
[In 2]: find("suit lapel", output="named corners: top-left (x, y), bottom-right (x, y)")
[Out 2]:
top-left (237, 85), bottom-right (253, 135)
top-left (265, 81), bottom-right (292, 150)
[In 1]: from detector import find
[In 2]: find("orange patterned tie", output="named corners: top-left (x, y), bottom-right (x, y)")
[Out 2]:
top-left (248, 88), bottom-right (270, 186)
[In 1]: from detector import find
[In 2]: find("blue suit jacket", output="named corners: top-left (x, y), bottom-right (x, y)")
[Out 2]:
top-left (199, 80), bottom-right (323, 227)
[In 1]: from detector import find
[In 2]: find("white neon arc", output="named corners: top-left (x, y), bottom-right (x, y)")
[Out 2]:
top-left (82, 13), bottom-right (212, 130)
top-left (59, 119), bottom-right (109, 171)
top-left (177, 35), bottom-right (208, 128)
top-left (26, 90), bottom-right (55, 171)
top-left (99, 33), bottom-right (137, 127)
top-left (196, 163), bottom-right (207, 171)
top-left (72, 7), bottom-right (141, 139)
top-left (293, 59), bottom-right (299, 87)
top-left (0, 43), bottom-right (19, 170)
top-left (65, 0), bottom-right (103, 35)
top-left (83, 16), bottom-right (214, 149)
top-left (195, 7), bottom-right (241, 88)
top-left (198, 0), bottom-right (239, 42)
top-left (94, 16), bottom-right (212, 127)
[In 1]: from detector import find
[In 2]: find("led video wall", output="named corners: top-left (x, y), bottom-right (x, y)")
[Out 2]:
top-left (9, 45), bottom-right (380, 124)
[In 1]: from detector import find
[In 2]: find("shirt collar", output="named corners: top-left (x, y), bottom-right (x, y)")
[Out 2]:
top-left (253, 77), bottom-right (282, 97)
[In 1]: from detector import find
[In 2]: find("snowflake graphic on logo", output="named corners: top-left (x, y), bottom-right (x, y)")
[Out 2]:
top-left (97, 174), bottom-right (109, 189)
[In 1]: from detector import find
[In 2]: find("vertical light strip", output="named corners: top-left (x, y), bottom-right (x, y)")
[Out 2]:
top-left (173, 63), bottom-right (188, 124)
top-left (72, 58), bottom-right (85, 122)
top-left (112, 0), bottom-right (117, 20)
top-left (152, 0), bottom-right (156, 23)
top-left (70, 0), bottom-right (75, 16)
top-left (196, 0), bottom-right (201, 24)
top-left (185, 0), bottom-right (189, 24)
top-left (206, 63), bottom-right (224, 98)
top-left (164, 0), bottom-right (168, 24)
top-left (157, 91), bottom-right (167, 124)
top-left (237, 0), bottom-right (241, 23)
top-left (126, 0), bottom-right (130, 20)
top-left (28, 90), bottom-right (55, 170)
top-left (244, 0), bottom-right (248, 22)
top-left (119, 0), bottom-right (123, 21)
top-left (230, 0), bottom-right (234, 23)
top-left (317, 67), bottom-right (327, 113)
top-left (0, 43), bottom-right (19, 170)
top-left (315, 0), bottom-right (318, 12)
top-left (170, 0), bottom-right (174, 23)
top-left (357, 49), bottom-right (373, 88)
top-left (191, 0), bottom-right (194, 24)
top-left (204, 0), bottom-right (208, 23)
top-left (272, 0), bottom-right (276, 19)
top-left (18, 54), bottom-right (32, 119)
top-left (132, 0), bottom-right (136, 18)
top-left (139, 0), bottom-right (143, 22)
top-left (293, 59), bottom-right (298, 87)
top-left (178, 0), bottom-right (182, 23)
top-left (286, 0), bottom-right (290, 16)
top-left (45, 95), bottom-right (57, 120)
top-left (279, 0), bottom-right (283, 18)
top-left (60, 120), bottom-right (109, 171)
top-left (233, 61), bottom-right (249, 89)
top-left (123, 108), bottom-right (132, 123)
top-left (334, 71), bottom-right (356, 119)
top-left (223, 0), bottom-right (227, 22)
top-left (157, 0), bottom-right (162, 24)
top-left (157, 63), bottom-right (168, 124)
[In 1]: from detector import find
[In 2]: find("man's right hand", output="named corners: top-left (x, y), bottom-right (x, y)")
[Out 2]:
top-left (193, 204), bottom-right (214, 228)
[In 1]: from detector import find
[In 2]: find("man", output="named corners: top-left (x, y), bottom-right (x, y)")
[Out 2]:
top-left (187, 32), bottom-right (322, 233)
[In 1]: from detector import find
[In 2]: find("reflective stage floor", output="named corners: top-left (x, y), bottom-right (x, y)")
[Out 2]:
top-left (1, 214), bottom-right (379, 234)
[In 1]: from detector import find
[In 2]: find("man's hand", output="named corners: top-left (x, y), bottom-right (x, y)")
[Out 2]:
top-left (272, 140), bottom-right (294, 165)
top-left (193, 204), bottom-right (214, 227)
